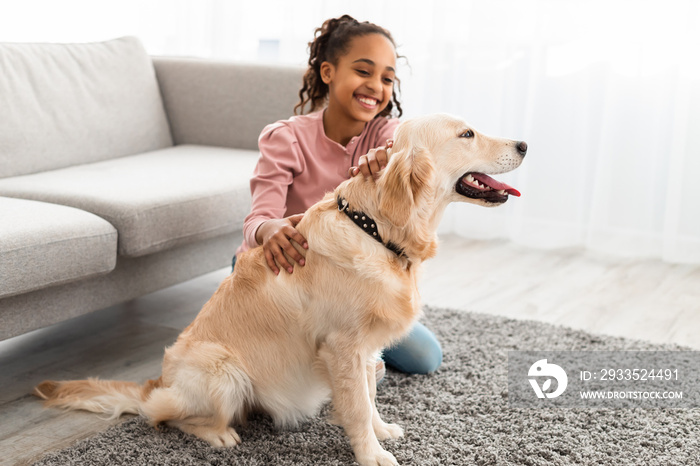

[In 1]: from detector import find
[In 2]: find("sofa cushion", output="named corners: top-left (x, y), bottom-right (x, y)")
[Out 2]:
top-left (0, 36), bottom-right (173, 179)
top-left (153, 57), bottom-right (304, 151)
top-left (0, 145), bottom-right (259, 257)
top-left (0, 197), bottom-right (117, 298)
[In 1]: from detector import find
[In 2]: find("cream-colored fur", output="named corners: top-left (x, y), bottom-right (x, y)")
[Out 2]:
top-left (34, 114), bottom-right (525, 466)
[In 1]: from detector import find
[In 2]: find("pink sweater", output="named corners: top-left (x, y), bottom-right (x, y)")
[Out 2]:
top-left (237, 110), bottom-right (400, 254)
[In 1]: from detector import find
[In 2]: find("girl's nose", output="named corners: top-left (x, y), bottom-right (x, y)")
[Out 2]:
top-left (368, 75), bottom-right (383, 92)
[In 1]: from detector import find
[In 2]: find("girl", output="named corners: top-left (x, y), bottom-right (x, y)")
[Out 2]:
top-left (235, 15), bottom-right (442, 379)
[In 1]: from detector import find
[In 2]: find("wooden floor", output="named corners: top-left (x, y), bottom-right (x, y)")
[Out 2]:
top-left (1, 234), bottom-right (699, 465)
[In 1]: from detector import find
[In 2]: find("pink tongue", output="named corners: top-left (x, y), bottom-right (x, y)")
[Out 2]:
top-left (471, 173), bottom-right (521, 197)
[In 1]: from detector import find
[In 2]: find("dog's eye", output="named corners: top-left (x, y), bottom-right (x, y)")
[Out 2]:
top-left (459, 130), bottom-right (474, 138)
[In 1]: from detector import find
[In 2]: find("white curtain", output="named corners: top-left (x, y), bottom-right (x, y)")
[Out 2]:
top-left (3, 0), bottom-right (699, 263)
top-left (408, 1), bottom-right (700, 265)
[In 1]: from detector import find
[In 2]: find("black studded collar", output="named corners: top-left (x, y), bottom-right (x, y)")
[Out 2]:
top-left (337, 196), bottom-right (407, 259)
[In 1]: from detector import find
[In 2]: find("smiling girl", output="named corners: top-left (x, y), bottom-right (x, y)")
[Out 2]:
top-left (235, 15), bottom-right (442, 378)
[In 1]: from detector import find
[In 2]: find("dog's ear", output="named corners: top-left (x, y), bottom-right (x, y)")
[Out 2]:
top-left (377, 145), bottom-right (434, 227)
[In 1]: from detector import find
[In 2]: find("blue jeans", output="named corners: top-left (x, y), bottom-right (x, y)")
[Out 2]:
top-left (382, 321), bottom-right (442, 374)
top-left (232, 255), bottom-right (442, 375)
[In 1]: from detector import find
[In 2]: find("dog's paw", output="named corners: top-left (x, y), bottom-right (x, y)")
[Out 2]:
top-left (374, 421), bottom-right (404, 440)
top-left (203, 426), bottom-right (241, 448)
top-left (356, 449), bottom-right (399, 466)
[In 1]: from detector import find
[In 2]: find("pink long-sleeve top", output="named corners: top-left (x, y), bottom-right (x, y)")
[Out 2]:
top-left (236, 110), bottom-right (400, 255)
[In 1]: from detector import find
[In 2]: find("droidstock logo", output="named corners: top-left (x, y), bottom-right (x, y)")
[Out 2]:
top-left (528, 359), bottom-right (568, 399)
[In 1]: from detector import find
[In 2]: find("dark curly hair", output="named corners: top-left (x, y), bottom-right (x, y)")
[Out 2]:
top-left (294, 15), bottom-right (403, 118)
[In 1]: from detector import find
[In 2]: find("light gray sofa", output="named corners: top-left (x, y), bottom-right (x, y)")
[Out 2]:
top-left (0, 36), bottom-right (303, 341)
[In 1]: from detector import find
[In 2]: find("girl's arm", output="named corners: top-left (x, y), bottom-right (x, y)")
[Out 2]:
top-left (244, 124), bottom-right (308, 275)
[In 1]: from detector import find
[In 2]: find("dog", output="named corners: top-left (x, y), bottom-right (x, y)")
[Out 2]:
top-left (34, 114), bottom-right (526, 466)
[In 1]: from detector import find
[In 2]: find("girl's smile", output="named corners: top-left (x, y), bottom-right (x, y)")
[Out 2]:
top-left (355, 94), bottom-right (380, 109)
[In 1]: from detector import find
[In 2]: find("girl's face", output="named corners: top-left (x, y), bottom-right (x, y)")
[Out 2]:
top-left (321, 33), bottom-right (397, 123)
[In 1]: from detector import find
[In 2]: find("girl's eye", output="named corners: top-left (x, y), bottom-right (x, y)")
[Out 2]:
top-left (383, 77), bottom-right (394, 84)
top-left (356, 69), bottom-right (370, 76)
top-left (460, 130), bottom-right (474, 138)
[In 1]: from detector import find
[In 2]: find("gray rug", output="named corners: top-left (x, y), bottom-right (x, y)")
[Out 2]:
top-left (34, 308), bottom-right (700, 465)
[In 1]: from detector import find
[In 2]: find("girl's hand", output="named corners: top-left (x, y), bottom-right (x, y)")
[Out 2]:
top-left (349, 139), bottom-right (394, 179)
top-left (256, 214), bottom-right (308, 275)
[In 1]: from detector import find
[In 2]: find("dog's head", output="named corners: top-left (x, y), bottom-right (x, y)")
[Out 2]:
top-left (377, 114), bottom-right (526, 226)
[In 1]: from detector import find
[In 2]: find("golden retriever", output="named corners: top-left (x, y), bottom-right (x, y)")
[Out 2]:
top-left (34, 113), bottom-right (526, 466)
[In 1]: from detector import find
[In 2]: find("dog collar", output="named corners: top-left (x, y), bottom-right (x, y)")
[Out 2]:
top-left (337, 196), bottom-right (406, 259)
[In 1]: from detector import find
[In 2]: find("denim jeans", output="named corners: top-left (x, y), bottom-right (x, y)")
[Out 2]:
top-left (232, 255), bottom-right (443, 375)
top-left (382, 321), bottom-right (442, 374)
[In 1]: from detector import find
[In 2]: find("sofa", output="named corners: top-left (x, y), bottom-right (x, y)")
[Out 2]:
top-left (0, 36), bottom-right (303, 341)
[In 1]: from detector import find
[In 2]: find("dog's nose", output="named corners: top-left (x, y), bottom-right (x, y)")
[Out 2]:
top-left (517, 141), bottom-right (528, 156)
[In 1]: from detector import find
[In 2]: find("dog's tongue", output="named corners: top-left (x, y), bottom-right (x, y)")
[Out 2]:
top-left (471, 173), bottom-right (521, 197)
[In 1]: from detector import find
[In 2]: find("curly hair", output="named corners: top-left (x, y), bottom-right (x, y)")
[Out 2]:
top-left (294, 15), bottom-right (403, 118)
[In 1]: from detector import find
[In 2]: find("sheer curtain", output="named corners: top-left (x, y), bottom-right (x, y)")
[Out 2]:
top-left (419, 1), bottom-right (700, 265)
top-left (397, 1), bottom-right (700, 265)
top-left (3, 0), bottom-right (699, 263)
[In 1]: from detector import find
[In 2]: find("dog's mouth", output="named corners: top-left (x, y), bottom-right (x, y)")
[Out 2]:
top-left (456, 172), bottom-right (521, 203)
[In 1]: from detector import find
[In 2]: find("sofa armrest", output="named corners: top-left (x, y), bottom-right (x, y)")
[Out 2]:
top-left (152, 57), bottom-right (304, 151)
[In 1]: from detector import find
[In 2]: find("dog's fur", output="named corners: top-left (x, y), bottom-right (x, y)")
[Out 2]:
top-left (34, 114), bottom-right (525, 466)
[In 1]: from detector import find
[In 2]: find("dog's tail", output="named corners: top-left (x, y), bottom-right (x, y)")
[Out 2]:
top-left (34, 377), bottom-right (161, 419)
